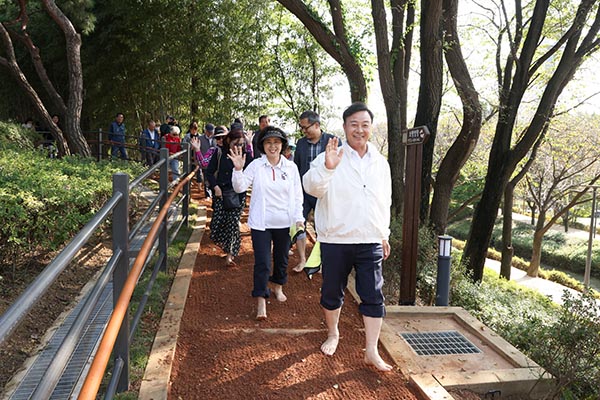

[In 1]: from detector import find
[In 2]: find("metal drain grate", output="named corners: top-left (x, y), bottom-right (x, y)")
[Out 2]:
top-left (400, 330), bottom-right (482, 356)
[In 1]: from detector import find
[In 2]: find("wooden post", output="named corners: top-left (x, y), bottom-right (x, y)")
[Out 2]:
top-left (400, 126), bottom-right (430, 305)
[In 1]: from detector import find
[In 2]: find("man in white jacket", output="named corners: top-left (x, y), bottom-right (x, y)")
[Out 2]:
top-left (303, 102), bottom-right (393, 372)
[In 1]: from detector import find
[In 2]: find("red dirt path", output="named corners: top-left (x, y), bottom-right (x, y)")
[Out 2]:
top-left (168, 188), bottom-right (419, 399)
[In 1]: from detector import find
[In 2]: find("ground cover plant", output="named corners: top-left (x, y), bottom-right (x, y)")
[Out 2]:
top-left (0, 129), bottom-right (145, 277)
top-left (447, 218), bottom-right (600, 289)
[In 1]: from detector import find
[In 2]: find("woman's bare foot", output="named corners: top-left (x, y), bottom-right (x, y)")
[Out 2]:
top-left (225, 254), bottom-right (235, 266)
top-left (364, 351), bottom-right (393, 372)
top-left (273, 284), bottom-right (287, 302)
top-left (320, 334), bottom-right (339, 356)
top-left (256, 297), bottom-right (267, 320)
top-left (292, 263), bottom-right (305, 273)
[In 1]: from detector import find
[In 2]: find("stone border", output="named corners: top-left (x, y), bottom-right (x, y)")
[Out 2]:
top-left (345, 275), bottom-right (555, 399)
top-left (138, 205), bottom-right (206, 400)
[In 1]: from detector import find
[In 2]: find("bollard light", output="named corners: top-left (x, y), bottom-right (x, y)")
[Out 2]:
top-left (435, 235), bottom-right (453, 306)
top-left (438, 235), bottom-right (452, 258)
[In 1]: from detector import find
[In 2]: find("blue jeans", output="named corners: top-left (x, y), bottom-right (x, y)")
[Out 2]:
top-left (169, 159), bottom-right (180, 180)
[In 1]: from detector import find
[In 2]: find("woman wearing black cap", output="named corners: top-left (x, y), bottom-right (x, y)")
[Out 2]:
top-left (230, 126), bottom-right (304, 320)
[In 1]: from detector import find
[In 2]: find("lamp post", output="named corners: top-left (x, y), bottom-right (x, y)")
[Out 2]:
top-left (584, 187), bottom-right (597, 291)
top-left (435, 235), bottom-right (453, 306)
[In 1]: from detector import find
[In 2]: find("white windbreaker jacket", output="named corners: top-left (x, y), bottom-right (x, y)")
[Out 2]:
top-left (232, 155), bottom-right (304, 231)
top-left (302, 142), bottom-right (391, 244)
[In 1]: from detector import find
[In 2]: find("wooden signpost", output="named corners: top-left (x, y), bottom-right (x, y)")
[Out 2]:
top-left (400, 126), bottom-right (430, 305)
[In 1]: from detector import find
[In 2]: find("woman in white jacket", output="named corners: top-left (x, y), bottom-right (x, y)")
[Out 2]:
top-left (230, 127), bottom-right (304, 320)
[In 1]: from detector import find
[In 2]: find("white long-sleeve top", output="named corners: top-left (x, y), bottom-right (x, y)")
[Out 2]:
top-left (302, 142), bottom-right (391, 244)
top-left (232, 155), bottom-right (304, 231)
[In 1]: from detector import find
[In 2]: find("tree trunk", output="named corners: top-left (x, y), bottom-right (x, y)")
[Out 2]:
top-left (463, 0), bottom-right (600, 282)
top-left (191, 76), bottom-right (199, 118)
top-left (371, 0), bottom-right (414, 217)
top-left (527, 211), bottom-right (546, 277)
top-left (416, 0), bottom-right (443, 223)
top-left (429, 0), bottom-right (482, 234)
top-left (500, 184), bottom-right (514, 279)
top-left (0, 23), bottom-right (71, 155)
top-left (462, 158), bottom-right (509, 282)
top-left (43, 0), bottom-right (91, 157)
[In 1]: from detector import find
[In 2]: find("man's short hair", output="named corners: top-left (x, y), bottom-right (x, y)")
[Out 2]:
top-left (299, 110), bottom-right (320, 125)
top-left (342, 102), bottom-right (374, 123)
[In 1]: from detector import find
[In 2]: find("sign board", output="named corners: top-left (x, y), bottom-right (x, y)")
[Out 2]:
top-left (402, 126), bottom-right (430, 146)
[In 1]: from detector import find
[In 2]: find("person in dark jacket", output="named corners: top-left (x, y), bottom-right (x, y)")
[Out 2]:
top-left (206, 125), bottom-right (251, 266)
top-left (109, 112), bottom-right (128, 160)
top-left (292, 110), bottom-right (339, 273)
top-left (140, 120), bottom-right (161, 165)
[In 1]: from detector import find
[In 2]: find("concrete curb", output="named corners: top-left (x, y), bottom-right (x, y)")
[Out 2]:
top-left (138, 204), bottom-right (207, 400)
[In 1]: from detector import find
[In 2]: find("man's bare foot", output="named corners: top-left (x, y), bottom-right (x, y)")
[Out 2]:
top-left (292, 262), bottom-right (305, 273)
top-left (225, 254), bottom-right (235, 266)
top-left (320, 335), bottom-right (339, 356)
top-left (256, 297), bottom-right (267, 320)
top-left (364, 351), bottom-right (393, 372)
top-left (273, 284), bottom-right (287, 302)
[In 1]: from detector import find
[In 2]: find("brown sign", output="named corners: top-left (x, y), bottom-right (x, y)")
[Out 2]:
top-left (402, 126), bottom-right (429, 145)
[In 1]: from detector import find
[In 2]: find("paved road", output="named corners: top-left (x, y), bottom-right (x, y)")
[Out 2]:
top-left (484, 213), bottom-right (600, 306)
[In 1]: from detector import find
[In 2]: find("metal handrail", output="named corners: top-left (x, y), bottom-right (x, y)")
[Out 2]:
top-left (77, 173), bottom-right (195, 399)
top-left (1, 142), bottom-right (195, 399)
top-left (0, 193), bottom-right (122, 346)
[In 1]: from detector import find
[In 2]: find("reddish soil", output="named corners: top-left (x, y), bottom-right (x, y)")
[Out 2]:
top-left (168, 197), bottom-right (420, 400)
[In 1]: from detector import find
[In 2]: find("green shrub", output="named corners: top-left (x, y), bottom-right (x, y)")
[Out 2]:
top-left (383, 219), bottom-right (438, 305)
top-left (0, 147), bottom-right (144, 272)
top-left (526, 291), bottom-right (600, 399)
top-left (444, 266), bottom-right (600, 398)
top-left (0, 121), bottom-right (38, 150)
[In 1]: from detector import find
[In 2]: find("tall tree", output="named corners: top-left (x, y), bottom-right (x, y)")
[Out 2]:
top-left (499, 130), bottom-right (543, 279)
top-left (0, 0), bottom-right (91, 156)
top-left (524, 132), bottom-right (600, 276)
top-left (415, 0), bottom-right (443, 223)
top-left (462, 0), bottom-right (600, 282)
top-left (371, 0), bottom-right (415, 216)
top-left (268, 7), bottom-right (338, 124)
top-left (428, 0), bottom-right (483, 234)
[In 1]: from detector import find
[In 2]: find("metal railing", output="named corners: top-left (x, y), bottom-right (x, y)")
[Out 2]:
top-left (0, 144), bottom-right (195, 399)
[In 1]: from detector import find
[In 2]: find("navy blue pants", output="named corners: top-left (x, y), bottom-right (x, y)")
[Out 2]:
top-left (111, 142), bottom-right (128, 160)
top-left (320, 242), bottom-right (385, 318)
top-left (251, 228), bottom-right (291, 298)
